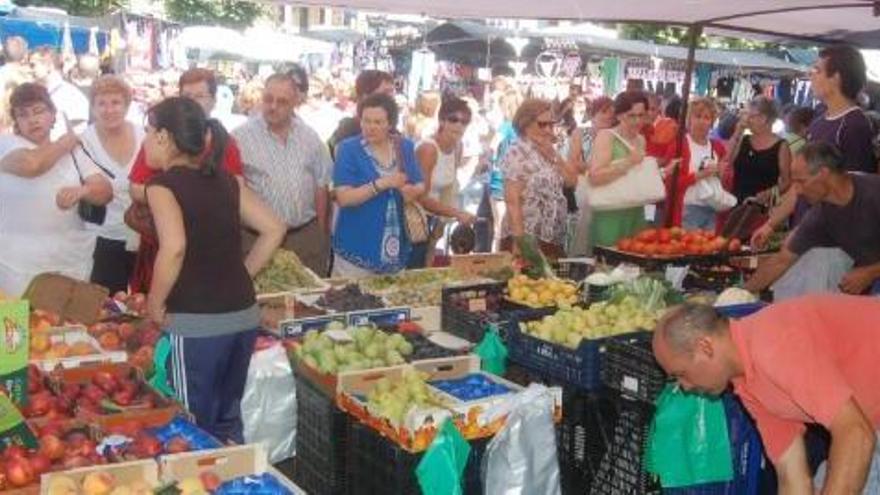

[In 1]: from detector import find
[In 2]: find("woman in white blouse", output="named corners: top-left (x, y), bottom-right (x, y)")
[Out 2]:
top-left (0, 83), bottom-right (112, 296)
top-left (80, 75), bottom-right (144, 293)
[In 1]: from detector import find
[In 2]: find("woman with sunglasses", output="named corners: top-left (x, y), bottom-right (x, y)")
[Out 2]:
top-left (728, 96), bottom-right (792, 207)
top-left (0, 83), bottom-right (112, 296)
top-left (586, 91), bottom-right (651, 250)
top-left (500, 98), bottom-right (578, 259)
top-left (410, 97), bottom-right (477, 267)
top-left (143, 97), bottom-right (284, 443)
top-left (80, 75), bottom-right (144, 293)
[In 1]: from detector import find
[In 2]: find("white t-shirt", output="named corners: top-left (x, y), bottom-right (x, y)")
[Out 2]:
top-left (79, 124), bottom-right (144, 243)
top-left (683, 135), bottom-right (716, 206)
top-left (0, 135), bottom-right (99, 296)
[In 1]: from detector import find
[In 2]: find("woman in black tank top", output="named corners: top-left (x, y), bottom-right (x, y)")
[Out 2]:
top-left (729, 97), bottom-right (792, 205)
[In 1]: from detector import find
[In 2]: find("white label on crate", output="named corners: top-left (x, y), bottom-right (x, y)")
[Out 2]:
top-left (622, 376), bottom-right (640, 394)
top-left (325, 329), bottom-right (353, 342)
top-left (469, 298), bottom-right (487, 312)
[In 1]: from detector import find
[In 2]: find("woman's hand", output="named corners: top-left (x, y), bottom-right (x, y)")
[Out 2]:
top-left (378, 172), bottom-right (407, 191)
top-left (400, 183), bottom-right (425, 203)
top-left (627, 147), bottom-right (645, 168)
top-left (147, 299), bottom-right (166, 326)
top-left (455, 211), bottom-right (477, 225)
top-left (56, 185), bottom-right (85, 210)
top-left (697, 161), bottom-right (719, 180)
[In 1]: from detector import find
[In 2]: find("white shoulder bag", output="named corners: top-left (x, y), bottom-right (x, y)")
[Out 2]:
top-left (694, 145), bottom-right (738, 212)
top-left (586, 130), bottom-right (666, 211)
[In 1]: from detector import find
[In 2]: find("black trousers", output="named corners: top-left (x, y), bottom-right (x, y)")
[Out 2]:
top-left (90, 236), bottom-right (136, 294)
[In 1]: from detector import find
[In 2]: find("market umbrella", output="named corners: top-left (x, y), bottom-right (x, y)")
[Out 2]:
top-left (60, 21), bottom-right (74, 58)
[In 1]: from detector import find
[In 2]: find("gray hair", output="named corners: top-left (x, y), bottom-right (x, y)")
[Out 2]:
top-left (797, 141), bottom-right (846, 175)
top-left (657, 303), bottom-right (726, 352)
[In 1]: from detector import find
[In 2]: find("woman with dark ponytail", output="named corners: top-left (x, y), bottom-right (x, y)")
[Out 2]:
top-left (143, 97), bottom-right (284, 442)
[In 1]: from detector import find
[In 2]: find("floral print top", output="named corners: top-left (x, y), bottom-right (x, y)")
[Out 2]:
top-left (500, 139), bottom-right (568, 246)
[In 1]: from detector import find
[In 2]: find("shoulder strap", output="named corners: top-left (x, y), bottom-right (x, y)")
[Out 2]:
top-left (607, 129), bottom-right (634, 151)
top-left (78, 143), bottom-right (117, 180)
top-left (455, 142), bottom-right (463, 168)
top-left (70, 151), bottom-right (85, 185)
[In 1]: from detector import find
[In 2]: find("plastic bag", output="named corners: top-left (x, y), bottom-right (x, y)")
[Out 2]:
top-left (482, 384), bottom-right (561, 495)
top-left (416, 418), bottom-right (471, 495)
top-left (646, 385), bottom-right (733, 488)
top-left (474, 326), bottom-right (507, 376)
top-left (240, 342), bottom-right (297, 463)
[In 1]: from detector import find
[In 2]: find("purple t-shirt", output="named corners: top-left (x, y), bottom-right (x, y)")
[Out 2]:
top-left (807, 107), bottom-right (876, 174)
top-left (788, 173), bottom-right (880, 267)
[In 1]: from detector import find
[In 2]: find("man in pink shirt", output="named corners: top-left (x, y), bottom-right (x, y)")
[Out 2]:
top-left (653, 294), bottom-right (880, 494)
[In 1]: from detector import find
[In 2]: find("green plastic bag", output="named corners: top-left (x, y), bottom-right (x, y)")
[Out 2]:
top-left (416, 418), bottom-right (472, 495)
top-left (148, 335), bottom-right (175, 398)
top-left (646, 385), bottom-right (733, 488)
top-left (475, 324), bottom-right (508, 376)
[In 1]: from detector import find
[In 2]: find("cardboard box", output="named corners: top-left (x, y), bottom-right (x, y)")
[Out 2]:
top-left (0, 300), bottom-right (29, 405)
top-left (40, 459), bottom-right (159, 495)
top-left (23, 273), bottom-right (108, 326)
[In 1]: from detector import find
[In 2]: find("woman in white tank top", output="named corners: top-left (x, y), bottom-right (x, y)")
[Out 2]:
top-left (411, 97), bottom-right (477, 267)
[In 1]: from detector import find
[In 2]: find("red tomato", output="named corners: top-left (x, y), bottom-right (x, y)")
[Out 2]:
top-left (618, 238), bottom-right (634, 252)
top-left (728, 238), bottom-right (742, 252)
top-left (658, 229), bottom-right (672, 243)
top-left (636, 228), bottom-right (659, 243)
top-left (670, 227), bottom-right (684, 240)
top-left (632, 241), bottom-right (647, 254)
top-left (643, 243), bottom-right (659, 256)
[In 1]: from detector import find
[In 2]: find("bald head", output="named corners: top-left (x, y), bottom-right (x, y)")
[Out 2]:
top-left (656, 303), bottom-right (727, 352)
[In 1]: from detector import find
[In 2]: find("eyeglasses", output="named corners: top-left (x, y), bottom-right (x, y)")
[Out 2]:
top-left (263, 94), bottom-right (292, 106)
top-left (536, 120), bottom-right (555, 129)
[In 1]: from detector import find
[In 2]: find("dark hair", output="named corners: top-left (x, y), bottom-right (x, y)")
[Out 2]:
top-left (613, 91), bottom-right (649, 116)
top-left (786, 106), bottom-right (816, 132)
top-left (9, 82), bottom-right (55, 120)
top-left (588, 96), bottom-right (614, 118)
top-left (818, 44), bottom-right (867, 101)
top-left (148, 97), bottom-right (228, 176)
top-left (287, 64), bottom-right (309, 95)
top-left (798, 141), bottom-right (846, 175)
top-left (663, 96), bottom-right (682, 120)
top-left (438, 96), bottom-right (472, 122)
top-left (265, 72), bottom-right (301, 94)
top-left (358, 92), bottom-right (399, 129)
top-left (355, 70), bottom-right (393, 100)
top-left (178, 68), bottom-right (217, 98)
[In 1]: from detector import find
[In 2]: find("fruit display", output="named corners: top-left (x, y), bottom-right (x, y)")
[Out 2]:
top-left (521, 296), bottom-right (662, 348)
top-left (294, 325), bottom-right (414, 374)
top-left (101, 416), bottom-right (220, 461)
top-left (21, 365), bottom-right (74, 421)
top-left (46, 471), bottom-right (158, 495)
top-left (507, 274), bottom-right (579, 308)
top-left (614, 227), bottom-right (742, 257)
top-left (254, 250), bottom-right (324, 294)
top-left (365, 370), bottom-right (449, 425)
top-left (99, 292), bottom-right (148, 320)
top-left (316, 284), bottom-right (385, 312)
top-left (88, 320), bottom-right (162, 376)
top-left (431, 374), bottom-right (512, 402)
top-left (29, 329), bottom-right (102, 361)
top-left (50, 367), bottom-right (166, 416)
top-left (360, 269), bottom-right (460, 292)
top-left (0, 423), bottom-right (106, 490)
top-left (30, 308), bottom-right (62, 333)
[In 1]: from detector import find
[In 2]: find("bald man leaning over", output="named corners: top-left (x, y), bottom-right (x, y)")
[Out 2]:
top-left (652, 295), bottom-right (880, 494)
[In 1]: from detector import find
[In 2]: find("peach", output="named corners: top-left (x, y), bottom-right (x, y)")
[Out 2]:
top-left (82, 470), bottom-right (117, 495)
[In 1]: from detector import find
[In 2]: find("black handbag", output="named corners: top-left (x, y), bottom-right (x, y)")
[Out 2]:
top-left (70, 145), bottom-right (115, 226)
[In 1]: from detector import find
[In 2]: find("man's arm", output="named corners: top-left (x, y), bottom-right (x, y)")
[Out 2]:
top-left (743, 244), bottom-right (799, 293)
top-left (839, 262), bottom-right (880, 295)
top-left (775, 435), bottom-right (814, 495)
top-left (821, 398), bottom-right (877, 495)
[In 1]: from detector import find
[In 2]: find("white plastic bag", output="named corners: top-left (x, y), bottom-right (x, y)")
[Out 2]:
top-left (695, 176), bottom-right (738, 212)
top-left (482, 384), bottom-right (561, 495)
top-left (241, 342), bottom-right (297, 463)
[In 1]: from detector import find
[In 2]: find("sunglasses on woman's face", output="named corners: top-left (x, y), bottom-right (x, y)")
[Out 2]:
top-left (536, 120), bottom-right (555, 129)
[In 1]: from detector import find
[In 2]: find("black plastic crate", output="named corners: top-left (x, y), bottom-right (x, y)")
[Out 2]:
top-left (441, 282), bottom-right (506, 343)
top-left (507, 312), bottom-right (643, 391)
top-left (347, 420), bottom-right (487, 495)
top-left (558, 389), bottom-right (619, 495)
top-left (590, 396), bottom-right (661, 495)
top-left (555, 258), bottom-right (594, 283)
top-left (601, 332), bottom-right (668, 404)
top-left (294, 376), bottom-right (348, 495)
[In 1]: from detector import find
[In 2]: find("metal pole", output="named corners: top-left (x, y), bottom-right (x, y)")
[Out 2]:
top-left (666, 23), bottom-right (703, 227)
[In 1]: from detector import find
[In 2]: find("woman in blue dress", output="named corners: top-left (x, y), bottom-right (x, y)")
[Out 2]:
top-left (332, 93), bottom-right (425, 277)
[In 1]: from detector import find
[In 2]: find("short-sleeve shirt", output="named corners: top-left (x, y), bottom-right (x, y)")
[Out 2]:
top-left (730, 294), bottom-right (880, 462)
top-left (499, 139), bottom-right (568, 246)
top-left (788, 173), bottom-right (880, 268)
top-left (807, 107), bottom-right (876, 174)
top-left (233, 115), bottom-right (333, 229)
top-left (128, 137), bottom-right (243, 184)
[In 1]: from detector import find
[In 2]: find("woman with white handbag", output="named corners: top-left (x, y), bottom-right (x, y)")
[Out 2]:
top-left (586, 91), bottom-right (665, 250)
top-left (674, 97), bottom-right (734, 230)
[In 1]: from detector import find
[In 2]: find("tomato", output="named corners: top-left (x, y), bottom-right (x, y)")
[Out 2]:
top-left (658, 229), bottom-right (672, 243)
top-left (632, 241), bottom-right (647, 254)
top-left (728, 238), bottom-right (742, 252)
top-left (704, 230), bottom-right (717, 241)
top-left (643, 243), bottom-right (659, 256)
top-left (636, 228), bottom-right (658, 243)
top-left (659, 244), bottom-right (675, 256)
top-left (711, 238), bottom-right (727, 252)
top-left (669, 227), bottom-right (684, 240)
top-left (618, 238), bottom-right (634, 252)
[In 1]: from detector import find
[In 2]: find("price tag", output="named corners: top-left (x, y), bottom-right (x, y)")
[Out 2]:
top-left (468, 298), bottom-right (487, 312)
top-left (622, 376), bottom-right (640, 394)
top-left (279, 315), bottom-right (346, 338)
top-left (347, 307), bottom-right (411, 327)
top-left (325, 329), bottom-right (354, 343)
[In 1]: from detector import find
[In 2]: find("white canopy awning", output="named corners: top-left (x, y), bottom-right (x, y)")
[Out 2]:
top-left (278, 1), bottom-right (880, 47)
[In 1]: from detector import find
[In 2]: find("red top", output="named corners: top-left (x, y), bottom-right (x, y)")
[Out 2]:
top-left (663, 136), bottom-right (727, 227)
top-left (730, 294), bottom-right (880, 462)
top-left (128, 136), bottom-right (244, 184)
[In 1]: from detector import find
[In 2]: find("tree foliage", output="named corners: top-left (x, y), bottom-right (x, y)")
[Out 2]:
top-left (13, 0), bottom-right (123, 17)
top-left (163, 0), bottom-right (264, 29)
top-left (618, 23), bottom-right (777, 51)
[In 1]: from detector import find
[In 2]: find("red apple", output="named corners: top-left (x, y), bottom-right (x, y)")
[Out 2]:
top-left (199, 470), bottom-right (222, 491)
top-left (39, 434), bottom-right (65, 461)
top-left (92, 371), bottom-right (119, 394)
top-left (5, 456), bottom-right (34, 487)
top-left (60, 382), bottom-right (82, 401)
top-left (28, 453), bottom-right (51, 476)
top-left (81, 384), bottom-right (107, 403)
top-left (3, 445), bottom-right (28, 461)
top-left (61, 455), bottom-right (91, 470)
top-left (111, 389), bottom-right (134, 407)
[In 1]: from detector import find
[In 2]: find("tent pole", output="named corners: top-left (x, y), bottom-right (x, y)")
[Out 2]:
top-left (666, 22), bottom-right (702, 227)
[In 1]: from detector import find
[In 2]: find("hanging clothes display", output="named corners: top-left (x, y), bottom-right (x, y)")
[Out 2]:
top-left (602, 57), bottom-right (621, 96)
top-left (695, 63), bottom-right (712, 96)
top-left (407, 48), bottom-right (436, 102)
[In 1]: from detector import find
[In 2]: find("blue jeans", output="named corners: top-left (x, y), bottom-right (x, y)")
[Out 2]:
top-left (683, 204), bottom-right (716, 231)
